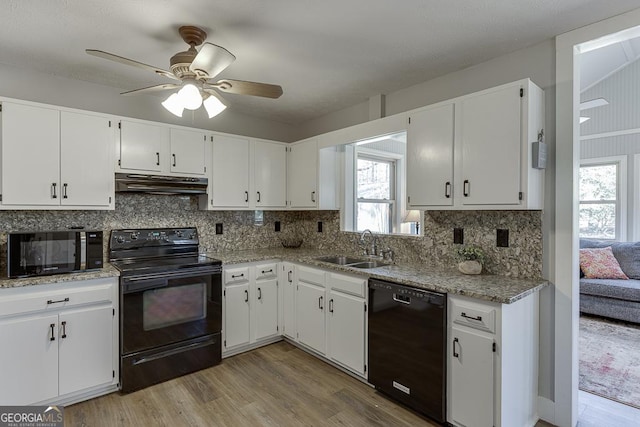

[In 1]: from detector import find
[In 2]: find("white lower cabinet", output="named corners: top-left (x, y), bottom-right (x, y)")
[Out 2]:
top-left (296, 280), bottom-right (326, 354)
top-left (223, 262), bottom-right (279, 354)
top-left (0, 277), bottom-right (118, 405)
top-left (280, 262), bottom-right (296, 340)
top-left (326, 290), bottom-right (366, 376)
top-left (448, 292), bottom-right (539, 427)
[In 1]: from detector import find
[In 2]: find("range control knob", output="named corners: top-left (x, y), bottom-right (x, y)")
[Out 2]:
top-left (115, 235), bottom-right (126, 244)
top-left (130, 232), bottom-right (139, 240)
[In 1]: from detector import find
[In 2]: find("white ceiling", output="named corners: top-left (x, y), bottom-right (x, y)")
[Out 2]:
top-left (1, 0), bottom-right (640, 125)
top-left (581, 35), bottom-right (640, 92)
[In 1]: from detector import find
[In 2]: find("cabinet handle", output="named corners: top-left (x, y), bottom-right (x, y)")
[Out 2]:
top-left (461, 312), bottom-right (482, 322)
top-left (51, 183), bottom-right (57, 199)
top-left (156, 152), bottom-right (160, 166)
top-left (50, 323), bottom-right (56, 341)
top-left (445, 182), bottom-right (451, 198)
top-left (261, 269), bottom-right (273, 274)
top-left (329, 298), bottom-right (334, 313)
top-left (311, 191), bottom-right (316, 203)
top-left (453, 337), bottom-right (460, 358)
top-left (244, 191), bottom-right (249, 203)
top-left (257, 287), bottom-right (262, 300)
top-left (287, 270), bottom-right (292, 283)
top-left (172, 153), bottom-right (177, 167)
top-left (318, 295), bottom-right (323, 310)
top-left (61, 321), bottom-right (67, 339)
top-left (463, 180), bottom-right (470, 197)
top-left (244, 289), bottom-right (249, 303)
top-left (257, 191), bottom-right (261, 203)
top-left (63, 183), bottom-right (68, 199)
top-left (231, 273), bottom-right (244, 279)
top-left (47, 297), bottom-right (70, 305)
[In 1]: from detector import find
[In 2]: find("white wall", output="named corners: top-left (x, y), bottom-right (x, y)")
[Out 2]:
top-left (0, 62), bottom-right (296, 142)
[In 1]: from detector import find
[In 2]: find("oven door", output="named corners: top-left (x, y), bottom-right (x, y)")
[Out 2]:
top-left (121, 268), bottom-right (222, 355)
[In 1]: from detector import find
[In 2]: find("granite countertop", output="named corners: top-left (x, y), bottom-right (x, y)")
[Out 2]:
top-left (207, 247), bottom-right (548, 304)
top-left (0, 263), bottom-right (120, 289)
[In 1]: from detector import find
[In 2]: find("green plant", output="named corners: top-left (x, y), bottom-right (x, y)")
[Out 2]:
top-left (457, 246), bottom-right (486, 264)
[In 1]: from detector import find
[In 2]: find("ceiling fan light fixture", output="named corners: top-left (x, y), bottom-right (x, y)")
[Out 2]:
top-left (178, 82), bottom-right (203, 110)
top-left (162, 93), bottom-right (184, 117)
top-left (203, 92), bottom-right (227, 118)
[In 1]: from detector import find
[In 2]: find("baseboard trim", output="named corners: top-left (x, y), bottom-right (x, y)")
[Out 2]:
top-left (222, 336), bottom-right (283, 358)
top-left (538, 396), bottom-right (556, 425)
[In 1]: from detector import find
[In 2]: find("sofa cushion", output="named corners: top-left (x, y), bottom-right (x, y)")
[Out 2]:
top-left (580, 239), bottom-right (640, 279)
top-left (580, 278), bottom-right (640, 303)
top-left (579, 247), bottom-right (628, 279)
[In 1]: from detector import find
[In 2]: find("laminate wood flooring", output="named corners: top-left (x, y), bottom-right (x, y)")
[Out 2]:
top-left (65, 341), bottom-right (439, 426)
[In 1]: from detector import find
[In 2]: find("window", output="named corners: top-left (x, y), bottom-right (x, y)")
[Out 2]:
top-left (356, 155), bottom-right (395, 233)
top-left (579, 157), bottom-right (626, 240)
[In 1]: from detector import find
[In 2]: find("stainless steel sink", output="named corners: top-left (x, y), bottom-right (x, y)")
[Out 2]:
top-left (315, 255), bottom-right (364, 265)
top-left (349, 261), bottom-right (389, 269)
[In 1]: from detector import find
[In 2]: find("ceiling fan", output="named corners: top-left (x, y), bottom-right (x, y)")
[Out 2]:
top-left (86, 26), bottom-right (283, 118)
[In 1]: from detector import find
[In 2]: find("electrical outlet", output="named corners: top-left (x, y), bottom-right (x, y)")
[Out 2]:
top-left (215, 223), bottom-right (223, 235)
top-left (497, 229), bottom-right (509, 247)
top-left (317, 221), bottom-right (323, 232)
top-left (454, 228), bottom-right (464, 244)
top-left (275, 221), bottom-right (281, 232)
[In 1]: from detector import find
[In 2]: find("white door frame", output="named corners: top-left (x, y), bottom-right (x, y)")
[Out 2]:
top-left (555, 8), bottom-right (640, 427)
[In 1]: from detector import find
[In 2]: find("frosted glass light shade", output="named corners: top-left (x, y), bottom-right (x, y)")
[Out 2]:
top-left (203, 93), bottom-right (227, 118)
top-left (178, 83), bottom-right (202, 110)
top-left (161, 93), bottom-right (184, 117)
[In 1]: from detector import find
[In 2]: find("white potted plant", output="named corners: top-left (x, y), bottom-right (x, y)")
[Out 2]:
top-left (457, 246), bottom-right (485, 275)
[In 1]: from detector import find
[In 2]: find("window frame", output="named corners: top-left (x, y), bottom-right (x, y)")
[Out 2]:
top-left (579, 155), bottom-right (627, 241)
top-left (354, 150), bottom-right (398, 233)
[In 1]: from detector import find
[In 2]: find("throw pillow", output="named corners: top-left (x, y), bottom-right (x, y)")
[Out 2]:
top-left (579, 247), bottom-right (629, 279)
top-left (580, 239), bottom-right (640, 279)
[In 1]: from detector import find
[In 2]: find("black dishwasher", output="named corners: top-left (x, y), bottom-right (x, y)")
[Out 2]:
top-left (368, 278), bottom-right (447, 423)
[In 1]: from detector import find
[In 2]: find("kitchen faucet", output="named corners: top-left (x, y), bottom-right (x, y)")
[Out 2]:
top-left (359, 229), bottom-right (377, 256)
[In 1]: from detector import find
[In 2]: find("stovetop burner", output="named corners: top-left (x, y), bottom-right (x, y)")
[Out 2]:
top-left (109, 227), bottom-right (221, 276)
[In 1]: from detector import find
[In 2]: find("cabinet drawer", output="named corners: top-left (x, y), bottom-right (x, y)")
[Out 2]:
top-left (0, 278), bottom-right (115, 318)
top-left (255, 263), bottom-right (277, 280)
top-left (224, 267), bottom-right (250, 285)
top-left (297, 265), bottom-right (325, 287)
top-left (327, 272), bottom-right (365, 297)
top-left (451, 301), bottom-right (495, 333)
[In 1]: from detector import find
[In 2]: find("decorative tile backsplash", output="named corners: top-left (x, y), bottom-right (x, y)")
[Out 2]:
top-left (0, 194), bottom-right (542, 279)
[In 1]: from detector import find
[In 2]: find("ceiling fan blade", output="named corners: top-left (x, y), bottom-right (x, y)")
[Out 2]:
top-left (189, 43), bottom-right (236, 79)
top-left (86, 49), bottom-right (180, 81)
top-left (120, 84), bottom-right (181, 96)
top-left (207, 79), bottom-right (283, 99)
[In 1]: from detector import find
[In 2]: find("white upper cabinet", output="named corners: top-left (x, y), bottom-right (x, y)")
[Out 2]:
top-left (407, 103), bottom-right (455, 207)
top-left (287, 140), bottom-right (318, 208)
top-left (119, 120), bottom-right (167, 172)
top-left (0, 101), bottom-right (114, 210)
top-left (169, 128), bottom-right (206, 175)
top-left (406, 79), bottom-right (544, 210)
top-left (253, 140), bottom-right (287, 208)
top-left (209, 135), bottom-right (250, 208)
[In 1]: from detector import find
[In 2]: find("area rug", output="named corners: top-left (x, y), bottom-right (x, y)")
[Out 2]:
top-left (579, 315), bottom-right (640, 409)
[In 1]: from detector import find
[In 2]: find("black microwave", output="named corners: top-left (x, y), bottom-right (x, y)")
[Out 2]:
top-left (7, 230), bottom-right (103, 278)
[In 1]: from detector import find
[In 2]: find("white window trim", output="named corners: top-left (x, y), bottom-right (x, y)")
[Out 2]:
top-left (579, 155), bottom-right (627, 241)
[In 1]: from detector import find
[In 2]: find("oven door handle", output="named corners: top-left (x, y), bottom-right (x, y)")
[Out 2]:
top-left (122, 268), bottom-right (222, 284)
top-left (123, 279), bottom-right (168, 294)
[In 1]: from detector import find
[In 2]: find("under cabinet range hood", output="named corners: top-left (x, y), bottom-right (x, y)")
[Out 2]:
top-left (115, 173), bottom-right (208, 195)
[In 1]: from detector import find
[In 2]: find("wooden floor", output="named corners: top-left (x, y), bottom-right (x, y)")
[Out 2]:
top-left (66, 341), bottom-right (440, 426)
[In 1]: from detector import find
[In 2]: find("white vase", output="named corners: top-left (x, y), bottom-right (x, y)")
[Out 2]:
top-left (458, 260), bottom-right (482, 275)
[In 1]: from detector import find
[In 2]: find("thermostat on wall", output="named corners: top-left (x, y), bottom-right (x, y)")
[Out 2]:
top-left (532, 130), bottom-right (546, 169)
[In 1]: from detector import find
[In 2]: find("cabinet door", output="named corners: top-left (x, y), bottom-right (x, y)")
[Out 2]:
top-left (254, 278), bottom-right (279, 341)
top-left (0, 313), bottom-right (59, 404)
top-left (170, 128), bottom-right (206, 175)
top-left (60, 112), bottom-right (114, 207)
top-left (327, 291), bottom-right (365, 375)
top-left (254, 141), bottom-right (286, 208)
top-left (450, 326), bottom-right (494, 427)
top-left (296, 281), bottom-right (326, 354)
top-left (224, 284), bottom-right (251, 349)
top-left (1, 102), bottom-right (60, 206)
top-left (282, 263), bottom-right (296, 340)
top-left (212, 135), bottom-right (250, 208)
top-left (58, 305), bottom-right (114, 396)
top-left (407, 104), bottom-right (455, 207)
top-left (119, 120), bottom-right (167, 172)
top-left (288, 141), bottom-right (317, 208)
top-left (461, 85), bottom-right (522, 205)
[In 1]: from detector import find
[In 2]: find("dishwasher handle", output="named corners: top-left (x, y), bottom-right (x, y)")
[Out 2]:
top-left (393, 294), bottom-right (411, 304)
